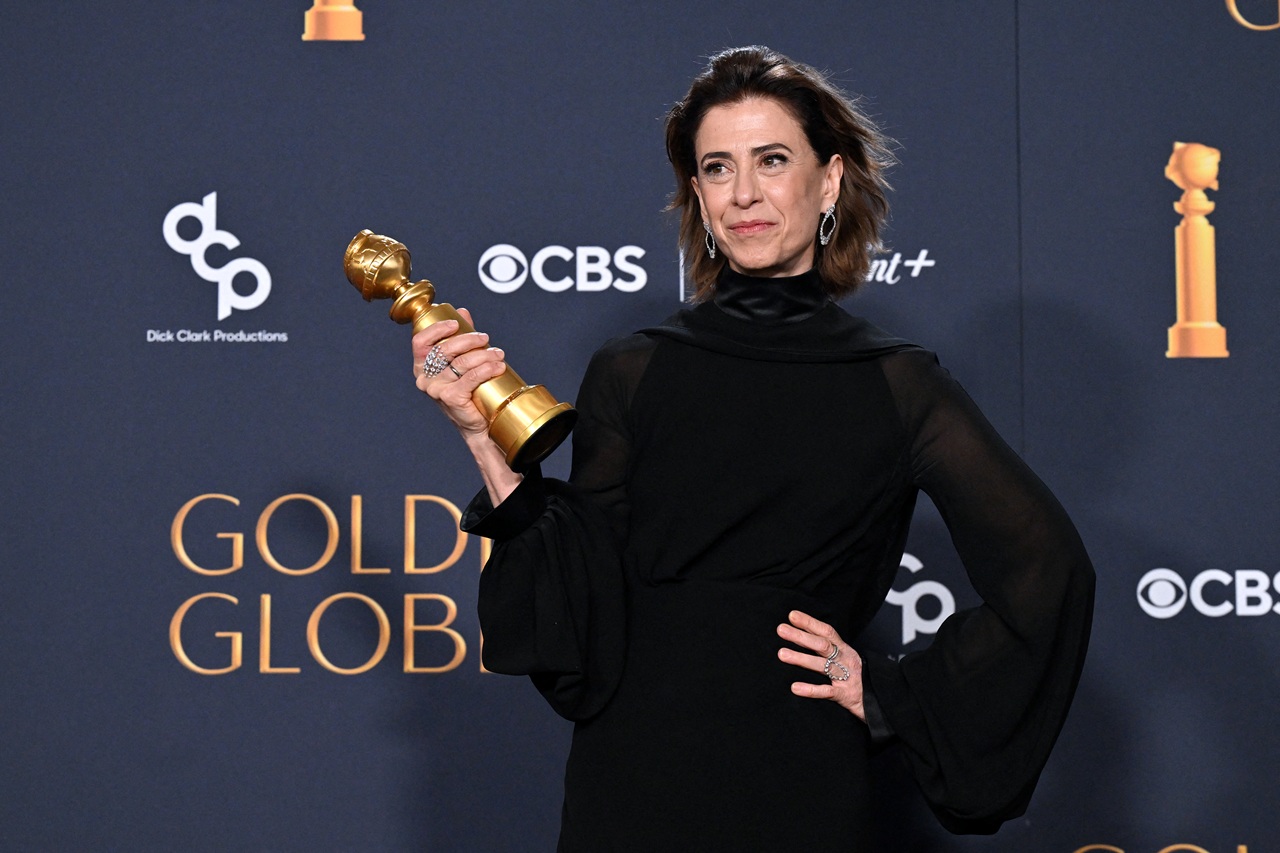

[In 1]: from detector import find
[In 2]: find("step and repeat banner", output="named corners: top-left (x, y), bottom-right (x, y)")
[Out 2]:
top-left (3, 2), bottom-right (1276, 851)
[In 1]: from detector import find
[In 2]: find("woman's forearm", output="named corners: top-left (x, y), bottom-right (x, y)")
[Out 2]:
top-left (464, 431), bottom-right (524, 506)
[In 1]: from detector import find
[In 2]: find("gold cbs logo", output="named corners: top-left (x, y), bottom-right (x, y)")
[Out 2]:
top-left (1225, 0), bottom-right (1280, 30)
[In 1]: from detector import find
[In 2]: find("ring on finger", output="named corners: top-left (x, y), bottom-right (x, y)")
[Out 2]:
top-left (422, 345), bottom-right (452, 378)
top-left (824, 642), bottom-right (850, 682)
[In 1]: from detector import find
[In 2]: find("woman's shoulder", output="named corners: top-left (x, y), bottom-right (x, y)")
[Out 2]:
top-left (579, 332), bottom-right (661, 401)
top-left (592, 331), bottom-right (660, 359)
top-left (587, 331), bottom-right (661, 375)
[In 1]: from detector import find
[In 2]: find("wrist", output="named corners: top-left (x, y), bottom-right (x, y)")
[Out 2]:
top-left (463, 431), bottom-right (523, 505)
top-left (462, 429), bottom-right (498, 455)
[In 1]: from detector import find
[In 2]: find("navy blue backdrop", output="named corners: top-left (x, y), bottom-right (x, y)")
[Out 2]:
top-left (3, 3), bottom-right (1277, 851)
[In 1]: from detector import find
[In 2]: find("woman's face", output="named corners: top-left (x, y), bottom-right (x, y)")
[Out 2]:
top-left (692, 97), bottom-right (842, 278)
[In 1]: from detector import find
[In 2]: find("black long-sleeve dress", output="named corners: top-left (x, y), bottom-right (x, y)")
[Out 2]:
top-left (463, 266), bottom-right (1095, 851)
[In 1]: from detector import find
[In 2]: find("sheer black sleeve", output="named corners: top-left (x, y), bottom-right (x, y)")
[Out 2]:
top-left (861, 350), bottom-right (1095, 834)
top-left (462, 335), bottom-right (653, 721)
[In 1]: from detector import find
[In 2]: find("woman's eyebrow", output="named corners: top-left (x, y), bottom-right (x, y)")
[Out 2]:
top-left (698, 143), bottom-right (795, 165)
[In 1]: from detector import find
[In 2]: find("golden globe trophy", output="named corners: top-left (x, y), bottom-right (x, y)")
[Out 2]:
top-left (1164, 142), bottom-right (1229, 359)
top-left (343, 230), bottom-right (577, 470)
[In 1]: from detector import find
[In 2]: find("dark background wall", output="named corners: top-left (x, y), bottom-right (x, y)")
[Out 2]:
top-left (2, 2), bottom-right (1276, 850)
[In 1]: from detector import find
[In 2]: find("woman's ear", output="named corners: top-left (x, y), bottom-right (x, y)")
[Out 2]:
top-left (691, 175), bottom-right (706, 220)
top-left (823, 154), bottom-right (844, 207)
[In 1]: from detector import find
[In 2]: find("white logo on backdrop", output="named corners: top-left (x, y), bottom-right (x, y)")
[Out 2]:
top-left (1137, 567), bottom-right (1280, 618)
top-left (677, 248), bottom-right (938, 299)
top-left (885, 552), bottom-right (956, 645)
top-left (163, 192), bottom-right (272, 320)
top-left (478, 243), bottom-right (647, 294)
top-left (866, 249), bottom-right (936, 284)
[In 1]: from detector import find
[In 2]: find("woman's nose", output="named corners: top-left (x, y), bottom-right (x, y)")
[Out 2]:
top-left (732, 167), bottom-right (761, 207)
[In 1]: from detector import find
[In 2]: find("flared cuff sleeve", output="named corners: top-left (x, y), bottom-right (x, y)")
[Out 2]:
top-left (461, 465), bottom-right (549, 540)
top-left (869, 351), bottom-right (1096, 834)
top-left (470, 473), bottom-right (627, 722)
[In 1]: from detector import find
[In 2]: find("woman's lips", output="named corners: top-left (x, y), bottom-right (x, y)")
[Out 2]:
top-left (728, 220), bottom-right (773, 235)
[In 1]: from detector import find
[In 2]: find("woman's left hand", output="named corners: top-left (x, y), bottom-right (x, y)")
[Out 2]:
top-left (777, 610), bottom-right (865, 721)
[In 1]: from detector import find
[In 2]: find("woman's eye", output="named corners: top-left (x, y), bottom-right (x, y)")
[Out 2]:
top-left (701, 162), bottom-right (730, 181)
top-left (761, 153), bottom-right (789, 169)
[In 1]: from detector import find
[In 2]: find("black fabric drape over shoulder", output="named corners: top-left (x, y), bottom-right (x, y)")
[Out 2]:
top-left (464, 267), bottom-right (1094, 850)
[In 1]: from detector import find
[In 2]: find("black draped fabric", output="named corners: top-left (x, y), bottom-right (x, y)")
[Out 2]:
top-left (464, 267), bottom-right (1095, 850)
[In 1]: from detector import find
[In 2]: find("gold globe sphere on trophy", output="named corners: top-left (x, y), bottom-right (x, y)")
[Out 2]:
top-left (343, 230), bottom-right (577, 470)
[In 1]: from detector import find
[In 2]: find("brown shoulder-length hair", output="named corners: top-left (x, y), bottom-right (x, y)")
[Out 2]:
top-left (665, 46), bottom-right (896, 301)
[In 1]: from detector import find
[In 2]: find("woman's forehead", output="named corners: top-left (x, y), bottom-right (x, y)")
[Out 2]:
top-left (695, 97), bottom-right (809, 154)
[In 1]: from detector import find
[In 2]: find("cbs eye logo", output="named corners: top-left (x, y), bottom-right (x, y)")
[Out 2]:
top-left (1136, 568), bottom-right (1188, 618)
top-left (478, 243), bottom-right (647, 294)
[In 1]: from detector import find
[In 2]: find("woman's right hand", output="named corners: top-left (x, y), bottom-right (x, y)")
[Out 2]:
top-left (412, 307), bottom-right (507, 441)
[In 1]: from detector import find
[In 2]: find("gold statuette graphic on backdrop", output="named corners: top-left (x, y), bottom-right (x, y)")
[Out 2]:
top-left (302, 1), bottom-right (365, 41)
top-left (1164, 142), bottom-right (1229, 358)
top-left (343, 230), bottom-right (577, 470)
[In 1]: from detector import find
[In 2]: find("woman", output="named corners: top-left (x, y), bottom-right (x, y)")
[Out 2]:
top-left (413, 46), bottom-right (1094, 850)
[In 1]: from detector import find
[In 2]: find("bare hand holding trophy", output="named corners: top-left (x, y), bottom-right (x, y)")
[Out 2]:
top-left (343, 230), bottom-right (577, 470)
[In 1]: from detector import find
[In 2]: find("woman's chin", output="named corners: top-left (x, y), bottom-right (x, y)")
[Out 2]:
top-left (728, 258), bottom-right (809, 278)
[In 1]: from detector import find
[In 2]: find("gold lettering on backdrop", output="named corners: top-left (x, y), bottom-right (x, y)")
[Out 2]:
top-left (349, 495), bottom-right (390, 574)
top-left (478, 536), bottom-right (493, 673)
top-left (170, 492), bottom-right (492, 674)
top-left (1164, 142), bottom-right (1229, 358)
top-left (258, 594), bottom-right (301, 674)
top-left (171, 493), bottom-right (244, 575)
top-left (404, 594), bottom-right (468, 673)
top-left (170, 593), bottom-right (243, 674)
top-left (256, 493), bottom-right (340, 575)
top-left (404, 495), bottom-right (467, 573)
top-left (1070, 840), bottom-right (1249, 845)
top-left (306, 593), bottom-right (391, 675)
top-left (1226, 0), bottom-right (1280, 29)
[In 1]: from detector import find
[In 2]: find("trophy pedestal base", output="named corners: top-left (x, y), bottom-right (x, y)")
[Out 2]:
top-left (490, 381), bottom-right (577, 470)
top-left (1167, 322), bottom-right (1228, 358)
top-left (502, 403), bottom-right (578, 471)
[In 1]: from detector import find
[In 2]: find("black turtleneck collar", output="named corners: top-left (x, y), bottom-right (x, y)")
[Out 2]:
top-left (640, 267), bottom-right (921, 364)
top-left (711, 266), bottom-right (829, 324)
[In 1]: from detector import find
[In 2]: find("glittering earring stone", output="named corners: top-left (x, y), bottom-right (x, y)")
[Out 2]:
top-left (818, 205), bottom-right (836, 246)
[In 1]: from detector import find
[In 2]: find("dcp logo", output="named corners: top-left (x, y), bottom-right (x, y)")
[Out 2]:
top-left (163, 192), bottom-right (272, 320)
top-left (478, 243), bottom-right (646, 294)
top-left (885, 553), bottom-right (956, 644)
top-left (1137, 567), bottom-right (1280, 618)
